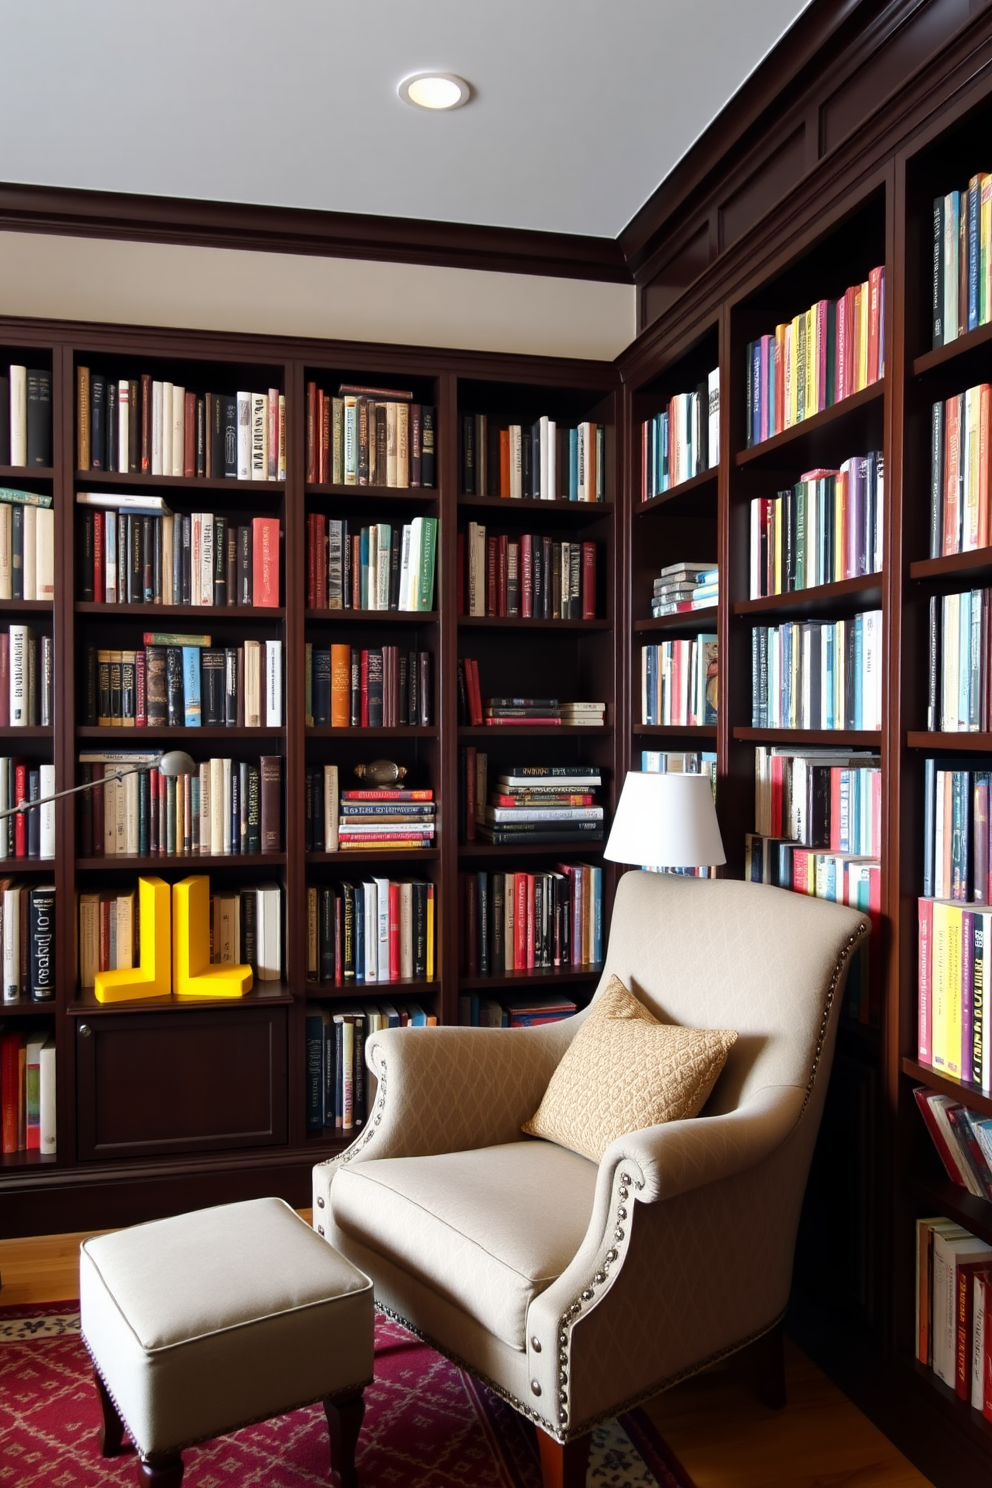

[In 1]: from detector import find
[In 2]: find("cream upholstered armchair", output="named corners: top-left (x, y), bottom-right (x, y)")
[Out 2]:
top-left (312, 873), bottom-right (868, 1488)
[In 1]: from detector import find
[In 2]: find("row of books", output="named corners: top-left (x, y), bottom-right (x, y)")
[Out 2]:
top-left (305, 515), bottom-right (438, 612)
top-left (916, 1086), bottom-right (992, 1203)
top-left (923, 760), bottom-right (992, 902)
top-left (641, 749), bottom-right (716, 782)
top-left (461, 414), bottom-right (605, 502)
top-left (82, 638), bottom-right (283, 728)
top-left (458, 995), bottom-right (578, 1028)
top-left (77, 752), bottom-right (282, 859)
top-left (1, 1028), bottom-right (55, 1155)
top-left (932, 178), bottom-right (992, 348)
top-left (0, 760), bottom-right (55, 860)
top-left (0, 883), bottom-right (55, 1003)
top-left (460, 524), bottom-right (597, 620)
top-left (77, 371), bottom-right (286, 480)
top-left (745, 267), bottom-right (885, 446)
top-left (0, 489), bottom-right (54, 601)
top-left (915, 1214), bottom-right (992, 1415)
top-left (651, 561), bottom-right (717, 618)
top-left (305, 878), bottom-right (435, 985)
top-left (305, 1002), bottom-right (436, 1135)
top-left (0, 626), bottom-right (52, 727)
top-left (460, 863), bottom-right (603, 975)
top-left (929, 385), bottom-right (992, 556)
top-left (459, 687), bottom-right (605, 732)
top-left (305, 645), bottom-right (432, 729)
top-left (753, 745), bottom-right (881, 851)
top-left (0, 367), bottom-right (51, 468)
top-left (639, 371), bottom-right (719, 499)
top-left (463, 758), bottom-right (604, 847)
top-left (305, 383), bottom-right (435, 488)
top-left (748, 453), bottom-right (884, 598)
top-left (917, 898), bottom-right (991, 1081)
top-left (926, 589), bottom-right (992, 732)
top-left (78, 503), bottom-right (280, 608)
top-left (750, 611), bottom-right (883, 730)
top-left (78, 881), bottom-right (283, 986)
top-left (640, 637), bottom-right (718, 727)
top-left (305, 770), bottom-right (435, 852)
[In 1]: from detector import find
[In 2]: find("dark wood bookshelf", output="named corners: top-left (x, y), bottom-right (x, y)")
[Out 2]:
top-left (902, 1058), bottom-right (992, 1120)
top-left (0, 598), bottom-right (55, 614)
top-left (0, 997), bottom-right (57, 1016)
top-left (733, 382), bottom-right (884, 470)
top-left (305, 977), bottom-right (441, 998)
top-left (68, 983), bottom-right (295, 1013)
top-left (76, 471), bottom-right (285, 494)
top-left (305, 483), bottom-right (438, 501)
top-left (634, 608), bottom-right (718, 632)
top-left (632, 723), bottom-right (718, 738)
top-left (76, 725), bottom-right (286, 740)
top-left (733, 575), bottom-right (883, 618)
top-left (633, 468), bottom-right (717, 515)
top-left (457, 725), bottom-right (611, 738)
top-left (458, 965), bottom-right (603, 991)
top-left (912, 318), bottom-right (992, 377)
top-left (306, 849), bottom-right (440, 864)
top-left (0, 464), bottom-right (53, 481)
top-left (458, 616), bottom-right (611, 631)
top-left (0, 858), bottom-right (57, 873)
top-left (458, 494), bottom-right (613, 518)
top-left (732, 727), bottom-right (882, 746)
top-left (0, 726), bottom-right (52, 739)
top-left (75, 602), bottom-right (285, 620)
top-left (910, 549), bottom-right (992, 583)
top-left (305, 609), bottom-right (438, 625)
top-left (307, 725), bottom-right (436, 738)
top-left (75, 854), bottom-right (286, 871)
top-left (458, 841), bottom-right (605, 858)
top-left (906, 731), bottom-right (992, 750)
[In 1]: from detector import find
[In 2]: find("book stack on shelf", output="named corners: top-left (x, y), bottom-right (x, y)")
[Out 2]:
top-left (748, 454), bottom-right (883, 597)
top-left (307, 771), bottom-right (435, 854)
top-left (640, 634), bottom-right (718, 727)
top-left (466, 762), bottom-right (605, 847)
top-left (651, 560), bottom-right (717, 616)
top-left (0, 1028), bottom-right (55, 1156)
top-left (639, 370), bottom-right (719, 499)
top-left (745, 266), bottom-right (885, 445)
top-left (78, 370), bottom-right (286, 480)
top-left (928, 386), bottom-right (990, 556)
top-left (749, 611), bottom-right (882, 730)
top-left (78, 497), bottom-right (281, 607)
top-left (305, 514), bottom-right (438, 611)
top-left (82, 635), bottom-right (283, 729)
top-left (915, 1215), bottom-right (992, 1417)
top-left (305, 382), bottom-right (435, 488)
top-left (0, 882), bottom-right (55, 1003)
top-left (1, 367), bottom-right (51, 469)
top-left (460, 995), bottom-right (579, 1029)
top-left (0, 760), bottom-right (55, 859)
top-left (461, 412), bottom-right (604, 501)
top-left (460, 523), bottom-right (597, 619)
top-left (305, 644), bottom-right (432, 728)
top-left (460, 862), bottom-right (602, 979)
top-left (932, 175), bottom-right (992, 348)
top-left (305, 998), bottom-right (438, 1139)
top-left (305, 878), bottom-right (434, 985)
top-left (0, 487), bottom-right (54, 600)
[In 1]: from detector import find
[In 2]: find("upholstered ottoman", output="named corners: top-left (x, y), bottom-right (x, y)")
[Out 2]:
top-left (80, 1197), bottom-right (374, 1487)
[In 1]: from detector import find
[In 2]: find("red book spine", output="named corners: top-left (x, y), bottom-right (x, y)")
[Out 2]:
top-left (135, 650), bottom-right (146, 727)
top-left (581, 542), bottom-right (596, 619)
top-left (1, 1032), bottom-right (20, 1152)
top-left (183, 391), bottom-right (196, 478)
top-left (360, 650), bottom-right (369, 727)
top-left (389, 882), bottom-right (401, 980)
top-left (770, 755), bottom-right (785, 837)
top-left (467, 658), bottom-right (484, 727)
top-left (93, 510), bottom-right (104, 604)
top-left (140, 374), bottom-right (152, 473)
top-left (251, 517), bottom-right (280, 607)
top-left (641, 421), bottom-right (648, 500)
top-left (320, 392), bottom-right (331, 485)
top-left (14, 764), bottom-right (27, 857)
top-left (829, 768), bottom-right (842, 851)
top-left (521, 535), bottom-right (533, 618)
top-left (315, 515), bottom-right (327, 610)
top-left (515, 875), bottom-right (528, 969)
top-left (464, 745), bottom-right (476, 843)
top-left (306, 382), bottom-right (317, 483)
top-left (334, 896), bottom-right (343, 986)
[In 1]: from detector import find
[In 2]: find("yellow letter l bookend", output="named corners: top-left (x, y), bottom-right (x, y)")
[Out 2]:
top-left (94, 877), bottom-right (172, 1003)
top-left (173, 876), bottom-right (252, 998)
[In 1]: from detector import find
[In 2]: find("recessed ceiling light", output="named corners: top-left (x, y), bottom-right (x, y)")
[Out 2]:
top-left (398, 73), bottom-right (471, 111)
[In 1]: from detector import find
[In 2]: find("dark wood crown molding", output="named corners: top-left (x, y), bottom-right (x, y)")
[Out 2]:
top-left (0, 180), bottom-right (631, 285)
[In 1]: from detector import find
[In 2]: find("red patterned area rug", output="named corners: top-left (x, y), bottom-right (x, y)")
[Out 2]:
top-left (0, 1303), bottom-right (695, 1488)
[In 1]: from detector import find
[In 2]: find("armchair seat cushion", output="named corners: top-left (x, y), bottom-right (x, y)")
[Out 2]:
top-left (331, 1139), bottom-right (598, 1350)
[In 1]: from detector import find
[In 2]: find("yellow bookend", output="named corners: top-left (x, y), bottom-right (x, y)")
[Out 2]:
top-left (173, 875), bottom-right (252, 999)
top-left (94, 877), bottom-right (172, 1003)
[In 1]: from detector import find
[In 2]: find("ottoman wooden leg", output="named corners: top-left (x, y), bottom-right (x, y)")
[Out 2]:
top-left (94, 1369), bottom-right (126, 1457)
top-left (324, 1389), bottom-right (365, 1488)
top-left (138, 1452), bottom-right (184, 1486)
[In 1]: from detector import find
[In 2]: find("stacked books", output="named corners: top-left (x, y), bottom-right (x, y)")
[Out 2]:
top-left (749, 453), bottom-right (884, 597)
top-left (477, 765), bottom-right (604, 846)
top-left (0, 883), bottom-right (56, 1002)
top-left (82, 636), bottom-right (283, 728)
top-left (77, 371), bottom-right (285, 480)
top-left (461, 413), bottom-right (605, 501)
top-left (560, 702), bottom-right (606, 727)
top-left (640, 370), bottom-right (719, 499)
top-left (305, 999), bottom-right (438, 1136)
top-left (929, 386), bottom-right (991, 557)
top-left (1, 366), bottom-right (51, 468)
top-left (305, 383), bottom-right (435, 488)
top-left (78, 881), bottom-right (283, 985)
top-left (932, 177), bottom-right (992, 348)
top-left (305, 878), bottom-right (435, 985)
top-left (922, 760), bottom-right (992, 901)
top-left (306, 514), bottom-right (438, 611)
top-left (459, 995), bottom-right (579, 1028)
top-left (0, 759), bottom-right (55, 859)
top-left (78, 751), bottom-right (282, 858)
top-left (745, 266), bottom-right (885, 447)
top-left (305, 645), bottom-right (432, 728)
top-left (0, 488), bottom-right (54, 600)
top-left (0, 626), bottom-right (53, 727)
top-left (78, 498), bottom-right (280, 607)
top-left (0, 1029), bottom-right (55, 1155)
top-left (484, 697), bottom-right (561, 726)
top-left (641, 636), bottom-right (717, 726)
top-left (461, 524), bottom-right (597, 619)
top-left (750, 611), bottom-right (882, 730)
top-left (460, 862), bottom-right (603, 973)
top-left (915, 1215), bottom-right (992, 1412)
top-left (305, 767), bottom-right (435, 852)
top-left (651, 560), bottom-right (718, 616)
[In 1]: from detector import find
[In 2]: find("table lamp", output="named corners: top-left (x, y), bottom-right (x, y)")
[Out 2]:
top-left (0, 750), bottom-right (198, 822)
top-left (603, 770), bottom-right (726, 870)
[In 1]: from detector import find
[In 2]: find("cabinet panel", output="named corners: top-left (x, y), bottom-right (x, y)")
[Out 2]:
top-left (75, 1008), bottom-right (288, 1161)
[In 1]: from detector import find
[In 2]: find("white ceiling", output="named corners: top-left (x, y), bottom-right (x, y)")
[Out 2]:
top-left (0, 0), bottom-right (812, 240)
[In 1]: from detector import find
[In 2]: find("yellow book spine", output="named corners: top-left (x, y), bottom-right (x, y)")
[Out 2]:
top-left (982, 174), bottom-right (992, 326)
top-left (945, 902), bottom-right (963, 1076)
top-left (931, 900), bottom-right (948, 1070)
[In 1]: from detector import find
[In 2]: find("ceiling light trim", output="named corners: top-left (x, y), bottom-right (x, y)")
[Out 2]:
top-left (398, 72), bottom-right (472, 111)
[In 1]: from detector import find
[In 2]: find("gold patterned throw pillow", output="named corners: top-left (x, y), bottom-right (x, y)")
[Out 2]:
top-left (522, 974), bottom-right (737, 1162)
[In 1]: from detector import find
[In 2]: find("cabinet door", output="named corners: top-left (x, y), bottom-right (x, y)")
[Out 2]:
top-left (75, 1008), bottom-right (288, 1161)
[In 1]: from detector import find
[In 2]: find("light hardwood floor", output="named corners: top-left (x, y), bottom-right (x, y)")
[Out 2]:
top-left (0, 1219), bottom-right (933, 1488)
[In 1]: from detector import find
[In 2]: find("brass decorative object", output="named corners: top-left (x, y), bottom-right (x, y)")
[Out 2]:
top-left (353, 760), bottom-right (408, 786)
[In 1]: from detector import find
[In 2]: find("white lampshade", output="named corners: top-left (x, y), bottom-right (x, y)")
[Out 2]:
top-left (604, 771), bottom-right (726, 868)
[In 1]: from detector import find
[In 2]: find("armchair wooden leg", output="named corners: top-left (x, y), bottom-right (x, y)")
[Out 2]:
top-left (138, 1454), bottom-right (184, 1486)
top-left (749, 1320), bottom-right (786, 1410)
top-left (323, 1388), bottom-right (365, 1488)
top-left (93, 1368), bottom-right (126, 1457)
top-left (537, 1427), bottom-right (590, 1488)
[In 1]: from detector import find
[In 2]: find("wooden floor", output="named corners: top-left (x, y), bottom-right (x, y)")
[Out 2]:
top-left (0, 1219), bottom-right (933, 1488)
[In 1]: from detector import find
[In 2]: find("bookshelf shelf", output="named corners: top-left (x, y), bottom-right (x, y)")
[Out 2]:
top-left (304, 609), bottom-right (438, 626)
top-left (909, 549), bottom-right (992, 582)
top-left (0, 599), bottom-right (54, 614)
top-left (458, 616), bottom-right (611, 631)
top-left (458, 841), bottom-right (605, 858)
top-left (457, 725), bottom-right (611, 738)
top-left (902, 1058), bottom-right (992, 1120)
top-left (307, 725), bottom-right (436, 738)
top-left (0, 998), bottom-right (56, 1016)
top-left (0, 726), bottom-right (52, 739)
top-left (0, 1149), bottom-right (58, 1169)
top-left (0, 858), bottom-right (56, 874)
top-left (0, 465), bottom-right (53, 481)
top-left (732, 726), bottom-right (881, 746)
top-left (634, 469), bottom-right (717, 515)
top-left (912, 318), bottom-right (992, 376)
top-left (76, 726), bottom-right (286, 740)
top-left (458, 965), bottom-right (603, 991)
top-left (76, 472), bottom-right (285, 494)
top-left (734, 383), bottom-right (885, 469)
top-left (75, 854), bottom-right (287, 871)
top-left (305, 483), bottom-right (437, 502)
top-left (306, 978), bottom-right (441, 998)
top-left (458, 495), bottom-right (612, 519)
top-left (908, 1176), bottom-right (992, 1247)
top-left (632, 723), bottom-right (717, 738)
top-left (306, 849), bottom-right (439, 864)
top-left (733, 576), bottom-right (883, 617)
top-left (906, 731), bottom-right (992, 750)
top-left (68, 984), bottom-right (295, 1014)
top-left (634, 609), bottom-right (718, 632)
top-left (75, 602), bottom-right (285, 621)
